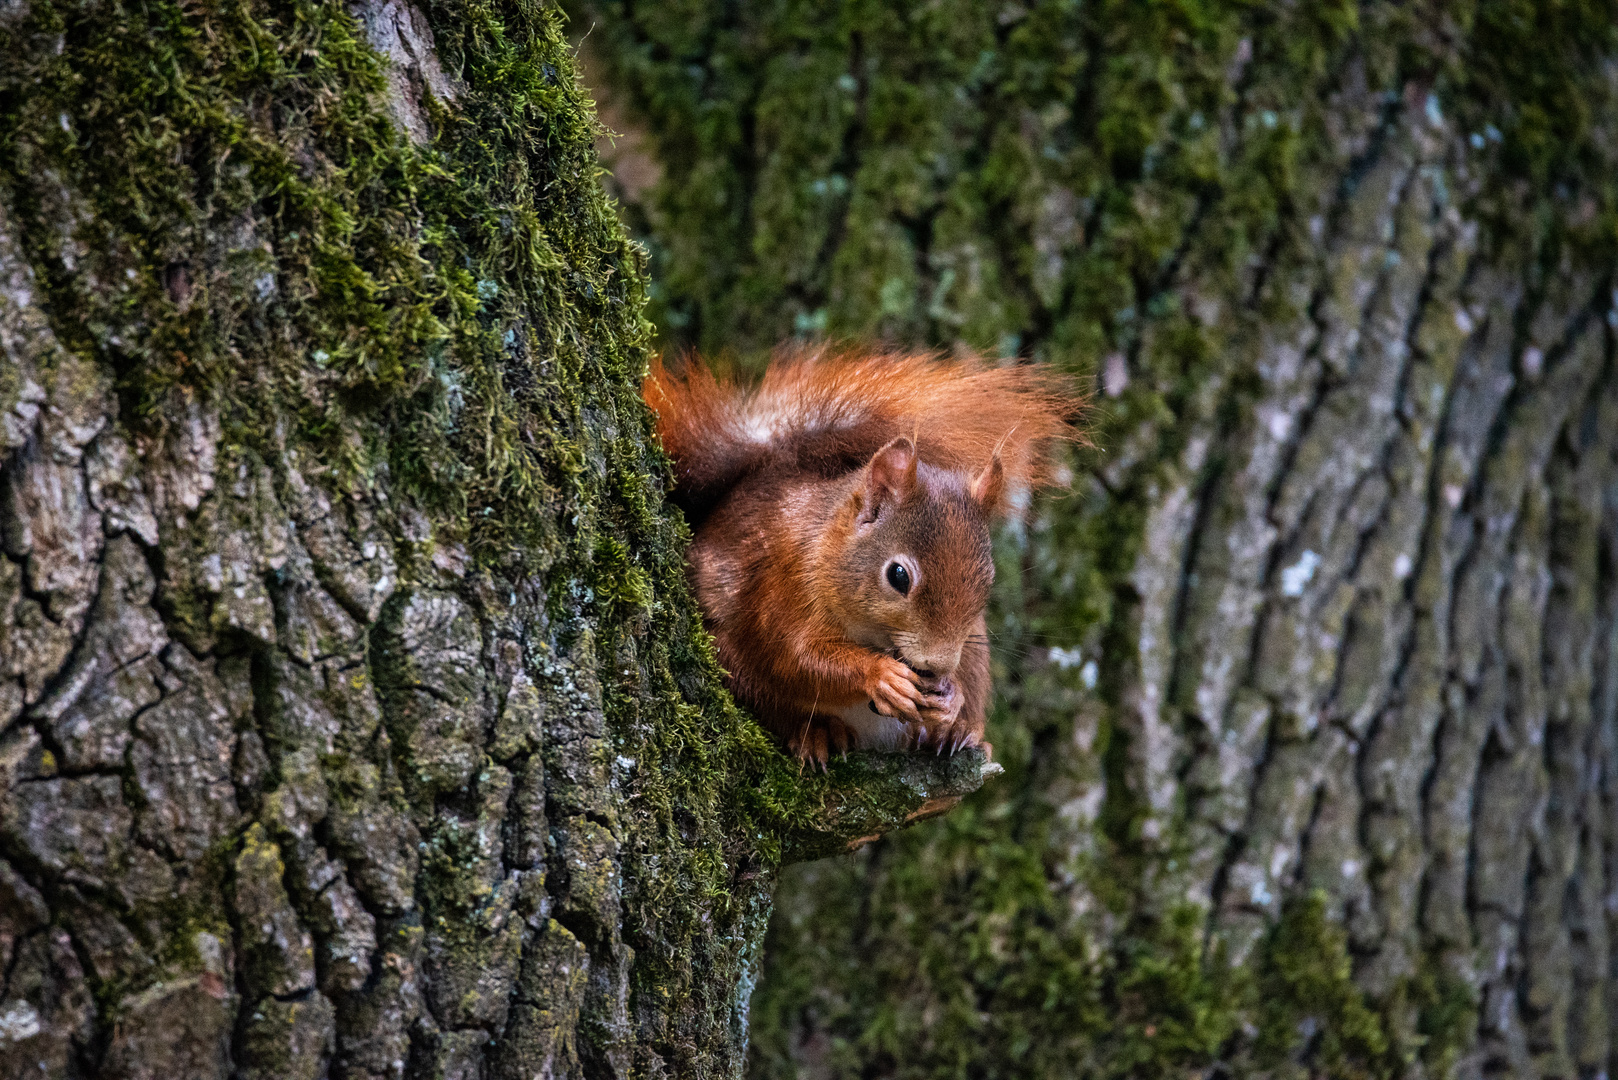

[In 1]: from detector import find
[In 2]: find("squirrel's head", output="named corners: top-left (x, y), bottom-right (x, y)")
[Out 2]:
top-left (826, 436), bottom-right (1002, 676)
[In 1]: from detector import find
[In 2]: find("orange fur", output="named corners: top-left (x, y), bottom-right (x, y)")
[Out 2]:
top-left (643, 344), bottom-right (1084, 766)
top-left (643, 344), bottom-right (1084, 522)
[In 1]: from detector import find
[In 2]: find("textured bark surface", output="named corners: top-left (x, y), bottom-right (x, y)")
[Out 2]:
top-left (0, 1), bottom-right (990, 1077)
top-left (574, 2), bottom-right (1618, 1077)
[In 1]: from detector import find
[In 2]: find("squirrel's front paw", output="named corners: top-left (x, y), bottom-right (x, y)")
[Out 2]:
top-left (914, 675), bottom-right (962, 726)
top-left (866, 656), bottom-right (926, 721)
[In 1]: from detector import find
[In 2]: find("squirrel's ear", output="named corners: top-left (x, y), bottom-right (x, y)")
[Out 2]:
top-left (971, 452), bottom-right (1005, 511)
top-left (866, 437), bottom-right (918, 507)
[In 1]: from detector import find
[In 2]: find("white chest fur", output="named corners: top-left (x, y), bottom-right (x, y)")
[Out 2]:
top-left (834, 701), bottom-right (911, 751)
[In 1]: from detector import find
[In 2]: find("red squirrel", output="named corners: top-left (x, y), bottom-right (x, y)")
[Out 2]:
top-left (643, 346), bottom-right (1079, 766)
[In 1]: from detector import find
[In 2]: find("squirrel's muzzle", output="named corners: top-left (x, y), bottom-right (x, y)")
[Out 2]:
top-left (900, 642), bottom-right (964, 679)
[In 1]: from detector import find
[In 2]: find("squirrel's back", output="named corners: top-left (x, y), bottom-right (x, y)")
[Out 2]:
top-left (643, 345), bottom-right (1084, 520)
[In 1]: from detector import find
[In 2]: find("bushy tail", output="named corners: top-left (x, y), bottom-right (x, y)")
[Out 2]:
top-left (643, 345), bottom-right (1086, 519)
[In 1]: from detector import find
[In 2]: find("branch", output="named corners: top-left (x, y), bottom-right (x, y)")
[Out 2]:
top-left (777, 748), bottom-right (1002, 864)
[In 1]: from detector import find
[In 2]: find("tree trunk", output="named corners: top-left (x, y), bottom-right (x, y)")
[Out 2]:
top-left (574, 3), bottom-right (1618, 1077)
top-left (0, 2), bottom-right (984, 1077)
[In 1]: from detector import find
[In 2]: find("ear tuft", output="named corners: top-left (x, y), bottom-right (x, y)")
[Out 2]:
top-left (866, 436), bottom-right (918, 509)
top-left (970, 451), bottom-right (1005, 511)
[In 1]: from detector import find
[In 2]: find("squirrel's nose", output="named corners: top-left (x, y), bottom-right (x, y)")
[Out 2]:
top-left (901, 644), bottom-right (962, 678)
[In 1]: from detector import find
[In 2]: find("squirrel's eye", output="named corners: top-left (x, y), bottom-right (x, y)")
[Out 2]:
top-left (885, 561), bottom-right (912, 596)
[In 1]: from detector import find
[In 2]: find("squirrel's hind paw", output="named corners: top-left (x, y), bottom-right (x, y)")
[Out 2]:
top-left (914, 719), bottom-right (984, 758)
top-left (788, 715), bottom-right (853, 770)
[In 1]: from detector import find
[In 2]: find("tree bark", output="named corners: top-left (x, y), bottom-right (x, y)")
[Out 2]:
top-left (574, 3), bottom-right (1618, 1077)
top-left (0, 1), bottom-right (986, 1077)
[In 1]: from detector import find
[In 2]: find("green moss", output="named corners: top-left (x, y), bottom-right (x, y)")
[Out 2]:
top-left (1251, 894), bottom-right (1390, 1077)
top-left (751, 869), bottom-right (1435, 1079)
top-left (1408, 951), bottom-right (1479, 1077)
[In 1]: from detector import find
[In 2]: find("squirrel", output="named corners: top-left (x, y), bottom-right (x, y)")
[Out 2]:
top-left (642, 346), bottom-right (1080, 767)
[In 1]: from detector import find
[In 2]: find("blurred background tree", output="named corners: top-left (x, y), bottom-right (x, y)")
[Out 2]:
top-left (571, 2), bottom-right (1618, 1076)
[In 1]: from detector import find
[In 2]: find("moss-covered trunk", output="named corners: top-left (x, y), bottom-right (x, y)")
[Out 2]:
top-left (575, 2), bottom-right (1618, 1076)
top-left (0, 1), bottom-right (987, 1077)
